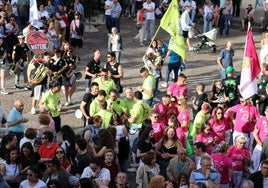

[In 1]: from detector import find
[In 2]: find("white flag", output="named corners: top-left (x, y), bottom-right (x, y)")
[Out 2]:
top-left (29, 0), bottom-right (38, 26)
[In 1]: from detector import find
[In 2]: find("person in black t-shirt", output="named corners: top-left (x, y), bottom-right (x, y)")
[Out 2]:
top-left (80, 82), bottom-right (99, 126)
top-left (191, 83), bottom-right (208, 119)
top-left (84, 49), bottom-right (101, 93)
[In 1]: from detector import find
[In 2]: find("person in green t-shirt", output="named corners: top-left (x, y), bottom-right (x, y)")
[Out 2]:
top-left (95, 100), bottom-right (113, 129)
top-left (40, 80), bottom-right (62, 133)
top-left (94, 68), bottom-right (116, 98)
top-left (89, 90), bottom-right (107, 116)
top-left (137, 67), bottom-right (155, 106)
top-left (128, 91), bottom-right (151, 126)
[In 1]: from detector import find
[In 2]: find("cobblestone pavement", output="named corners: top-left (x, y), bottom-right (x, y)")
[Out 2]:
top-left (0, 16), bottom-right (264, 186)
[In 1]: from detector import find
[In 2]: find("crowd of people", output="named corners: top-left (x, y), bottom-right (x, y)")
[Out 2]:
top-left (0, 0), bottom-right (267, 188)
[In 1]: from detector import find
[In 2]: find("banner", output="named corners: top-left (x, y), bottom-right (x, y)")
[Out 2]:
top-left (29, 0), bottom-right (38, 26)
top-left (160, 0), bottom-right (186, 60)
top-left (239, 25), bottom-right (261, 99)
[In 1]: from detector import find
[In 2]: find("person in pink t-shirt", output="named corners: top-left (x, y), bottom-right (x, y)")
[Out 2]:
top-left (150, 111), bottom-right (166, 143)
top-left (196, 122), bottom-right (216, 155)
top-left (211, 141), bottom-right (233, 187)
top-left (252, 106), bottom-right (268, 172)
top-left (154, 95), bottom-right (171, 124)
top-left (167, 73), bottom-right (188, 100)
top-left (209, 107), bottom-right (229, 144)
top-left (177, 98), bottom-right (190, 133)
top-left (228, 97), bottom-right (259, 153)
top-left (166, 96), bottom-right (179, 121)
top-left (226, 135), bottom-right (250, 188)
top-left (167, 115), bottom-right (186, 147)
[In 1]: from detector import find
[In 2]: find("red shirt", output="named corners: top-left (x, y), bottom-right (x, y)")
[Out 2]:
top-left (38, 143), bottom-right (58, 159)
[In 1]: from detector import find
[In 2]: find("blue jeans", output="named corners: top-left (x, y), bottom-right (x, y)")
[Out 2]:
top-left (111, 17), bottom-right (120, 32)
top-left (220, 14), bottom-right (231, 35)
top-left (85, 78), bottom-right (92, 93)
top-left (105, 15), bottom-right (112, 33)
top-left (190, 9), bottom-right (196, 21)
top-left (203, 16), bottom-right (213, 33)
top-left (154, 77), bottom-right (159, 97)
top-left (219, 70), bottom-right (226, 79)
top-left (165, 63), bottom-right (180, 83)
top-left (144, 19), bottom-right (155, 41)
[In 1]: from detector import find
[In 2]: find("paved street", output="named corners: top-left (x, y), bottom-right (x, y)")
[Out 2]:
top-left (0, 15), bottom-right (264, 185)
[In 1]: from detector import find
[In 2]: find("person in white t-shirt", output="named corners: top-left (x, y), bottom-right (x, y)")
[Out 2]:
top-left (19, 166), bottom-right (47, 188)
top-left (143, 0), bottom-right (155, 42)
top-left (104, 0), bottom-right (114, 33)
top-left (80, 158), bottom-right (111, 187)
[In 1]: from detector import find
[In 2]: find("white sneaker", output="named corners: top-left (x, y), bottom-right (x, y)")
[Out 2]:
top-left (65, 102), bottom-right (70, 106)
top-left (0, 89), bottom-right (8, 95)
top-left (161, 83), bottom-right (168, 88)
top-left (127, 167), bottom-right (137, 172)
top-left (130, 163), bottom-right (139, 167)
top-left (31, 107), bottom-right (36, 115)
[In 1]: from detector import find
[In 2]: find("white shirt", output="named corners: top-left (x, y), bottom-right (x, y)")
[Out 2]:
top-left (19, 179), bottom-right (47, 188)
top-left (105, 0), bottom-right (113, 15)
top-left (180, 10), bottom-right (193, 31)
top-left (143, 1), bottom-right (155, 20)
top-left (204, 5), bottom-right (214, 16)
top-left (183, 0), bottom-right (196, 10)
top-left (80, 167), bottom-right (111, 181)
top-left (11, 0), bottom-right (18, 16)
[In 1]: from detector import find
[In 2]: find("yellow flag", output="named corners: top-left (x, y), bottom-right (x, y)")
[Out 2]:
top-left (160, 0), bottom-right (186, 60)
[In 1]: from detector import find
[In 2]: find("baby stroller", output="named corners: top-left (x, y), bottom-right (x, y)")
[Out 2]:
top-left (193, 28), bottom-right (217, 53)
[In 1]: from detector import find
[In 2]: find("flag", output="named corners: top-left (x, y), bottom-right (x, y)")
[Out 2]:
top-left (239, 25), bottom-right (261, 99)
top-left (29, 0), bottom-right (38, 26)
top-left (160, 0), bottom-right (186, 60)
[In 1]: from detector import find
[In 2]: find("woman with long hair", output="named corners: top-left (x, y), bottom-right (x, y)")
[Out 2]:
top-left (136, 126), bottom-right (155, 159)
top-left (19, 142), bottom-right (40, 180)
top-left (89, 129), bottom-right (116, 158)
top-left (60, 125), bottom-right (76, 163)
top-left (156, 126), bottom-right (181, 179)
top-left (209, 107), bottom-right (229, 144)
top-left (54, 146), bottom-right (71, 173)
top-left (196, 122), bottom-right (216, 155)
top-left (46, 19), bottom-right (60, 55)
top-left (167, 115), bottom-right (186, 147)
top-left (108, 27), bottom-right (122, 63)
top-left (0, 146), bottom-right (21, 188)
top-left (208, 79), bottom-right (225, 109)
top-left (83, 115), bottom-right (102, 143)
top-left (177, 98), bottom-right (190, 134)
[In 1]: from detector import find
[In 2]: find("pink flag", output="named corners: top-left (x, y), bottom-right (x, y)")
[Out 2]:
top-left (239, 25), bottom-right (260, 99)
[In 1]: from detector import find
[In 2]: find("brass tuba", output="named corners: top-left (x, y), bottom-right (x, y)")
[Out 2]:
top-left (28, 58), bottom-right (49, 85)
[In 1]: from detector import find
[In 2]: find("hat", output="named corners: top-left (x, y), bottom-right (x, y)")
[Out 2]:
top-left (47, 158), bottom-right (61, 167)
top-left (17, 34), bottom-right (25, 39)
top-left (225, 66), bottom-right (235, 74)
top-left (201, 103), bottom-right (212, 111)
top-left (54, 48), bottom-right (62, 54)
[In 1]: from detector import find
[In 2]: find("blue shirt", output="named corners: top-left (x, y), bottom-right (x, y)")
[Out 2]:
top-left (168, 50), bottom-right (181, 64)
top-left (7, 108), bottom-right (25, 132)
top-left (111, 4), bottom-right (122, 18)
top-left (219, 48), bottom-right (234, 68)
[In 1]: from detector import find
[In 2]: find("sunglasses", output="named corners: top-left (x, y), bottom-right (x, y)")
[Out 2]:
top-left (217, 112), bottom-right (223, 115)
top-left (178, 103), bottom-right (181, 105)
top-left (56, 151), bottom-right (63, 154)
top-left (154, 116), bottom-right (159, 119)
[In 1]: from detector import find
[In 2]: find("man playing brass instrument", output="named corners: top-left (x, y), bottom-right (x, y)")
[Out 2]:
top-left (48, 48), bottom-right (67, 84)
top-left (62, 48), bottom-right (79, 106)
top-left (27, 53), bottom-right (51, 115)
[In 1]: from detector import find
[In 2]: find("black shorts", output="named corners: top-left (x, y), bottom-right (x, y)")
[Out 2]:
top-left (182, 30), bottom-right (188, 38)
top-left (71, 38), bottom-right (83, 48)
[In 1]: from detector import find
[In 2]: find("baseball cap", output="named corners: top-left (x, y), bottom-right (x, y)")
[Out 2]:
top-left (225, 66), bottom-right (235, 74)
top-left (201, 103), bottom-right (212, 111)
